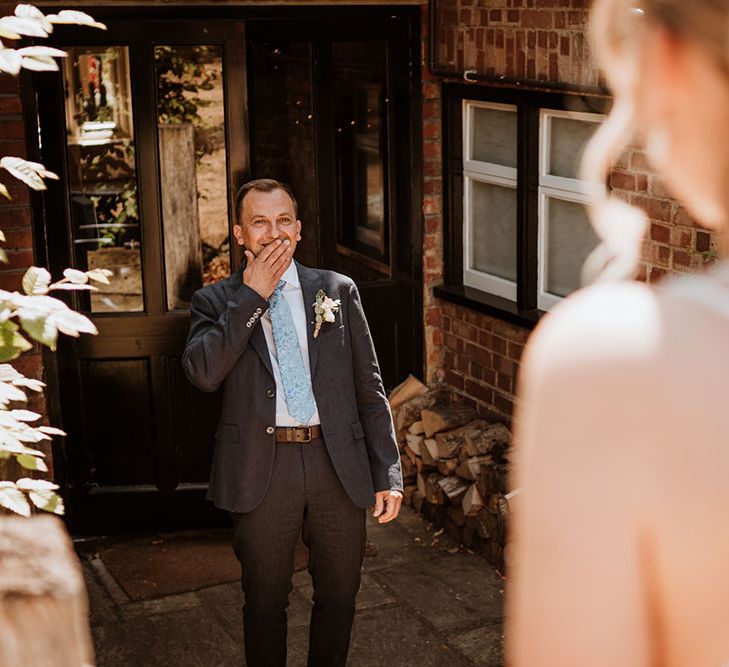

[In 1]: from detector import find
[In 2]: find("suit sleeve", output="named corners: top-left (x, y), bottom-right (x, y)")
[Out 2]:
top-left (346, 280), bottom-right (403, 493)
top-left (182, 282), bottom-right (269, 393)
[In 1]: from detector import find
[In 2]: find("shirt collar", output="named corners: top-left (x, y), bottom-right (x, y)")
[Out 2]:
top-left (281, 260), bottom-right (300, 289)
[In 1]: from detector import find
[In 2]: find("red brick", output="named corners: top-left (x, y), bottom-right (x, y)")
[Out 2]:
top-left (464, 379), bottom-right (493, 404)
top-left (507, 341), bottom-right (524, 361)
top-left (0, 119), bottom-right (24, 140)
top-left (672, 249), bottom-right (691, 269)
top-left (522, 10), bottom-right (552, 29)
top-left (632, 195), bottom-right (672, 222)
top-left (650, 223), bottom-right (670, 244)
top-left (669, 227), bottom-right (692, 249)
top-left (0, 206), bottom-right (31, 227)
top-left (0, 96), bottom-right (22, 115)
top-left (0, 270), bottom-right (24, 291)
top-left (432, 328), bottom-right (443, 346)
top-left (2, 227), bottom-right (32, 249)
top-left (648, 267), bottom-right (667, 283)
top-left (4, 249), bottom-right (33, 270)
top-left (496, 373), bottom-right (512, 393)
top-left (493, 393), bottom-right (514, 417)
top-left (444, 370), bottom-right (465, 391)
top-left (609, 171), bottom-right (636, 191)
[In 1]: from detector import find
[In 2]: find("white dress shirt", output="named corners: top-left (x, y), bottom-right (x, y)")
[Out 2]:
top-left (260, 261), bottom-right (321, 427)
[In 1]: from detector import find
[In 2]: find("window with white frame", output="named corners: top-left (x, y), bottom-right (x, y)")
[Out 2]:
top-left (442, 86), bottom-right (606, 319)
top-left (462, 101), bottom-right (518, 300)
top-left (538, 109), bottom-right (603, 310)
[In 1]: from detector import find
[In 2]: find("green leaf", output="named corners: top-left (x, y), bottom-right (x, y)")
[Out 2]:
top-left (0, 183), bottom-right (10, 200)
top-left (0, 484), bottom-right (31, 516)
top-left (28, 488), bottom-right (64, 515)
top-left (22, 266), bottom-right (51, 295)
top-left (16, 453), bottom-right (48, 472)
top-left (0, 320), bottom-right (31, 362)
top-left (0, 248), bottom-right (8, 264)
top-left (51, 309), bottom-right (97, 337)
top-left (19, 314), bottom-right (57, 350)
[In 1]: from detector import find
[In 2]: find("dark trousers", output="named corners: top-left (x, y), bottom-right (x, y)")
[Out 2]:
top-left (231, 438), bottom-right (366, 667)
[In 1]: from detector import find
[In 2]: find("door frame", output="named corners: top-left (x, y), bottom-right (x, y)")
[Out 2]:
top-left (25, 4), bottom-right (424, 533)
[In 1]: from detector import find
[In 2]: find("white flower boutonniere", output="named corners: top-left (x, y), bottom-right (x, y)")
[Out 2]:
top-left (312, 289), bottom-right (341, 338)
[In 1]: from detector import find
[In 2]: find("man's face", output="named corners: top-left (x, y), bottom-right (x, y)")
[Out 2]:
top-left (234, 188), bottom-right (301, 258)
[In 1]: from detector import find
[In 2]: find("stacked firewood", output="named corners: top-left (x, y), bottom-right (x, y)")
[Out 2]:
top-left (389, 375), bottom-right (513, 569)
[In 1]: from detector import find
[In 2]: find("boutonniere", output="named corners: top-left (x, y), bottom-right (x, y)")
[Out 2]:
top-left (312, 289), bottom-right (341, 338)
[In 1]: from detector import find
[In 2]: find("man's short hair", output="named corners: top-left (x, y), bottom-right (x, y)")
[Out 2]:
top-left (234, 179), bottom-right (298, 222)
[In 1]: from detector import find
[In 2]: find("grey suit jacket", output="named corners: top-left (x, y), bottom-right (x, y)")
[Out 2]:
top-left (182, 260), bottom-right (403, 513)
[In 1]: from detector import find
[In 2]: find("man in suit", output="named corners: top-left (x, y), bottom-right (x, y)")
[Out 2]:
top-left (183, 178), bottom-right (403, 666)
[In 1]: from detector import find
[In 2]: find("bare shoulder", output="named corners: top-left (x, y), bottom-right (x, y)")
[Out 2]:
top-left (524, 280), bottom-right (663, 381)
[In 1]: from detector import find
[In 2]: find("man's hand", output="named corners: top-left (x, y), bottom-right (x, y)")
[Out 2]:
top-left (372, 490), bottom-right (403, 524)
top-left (243, 239), bottom-right (293, 299)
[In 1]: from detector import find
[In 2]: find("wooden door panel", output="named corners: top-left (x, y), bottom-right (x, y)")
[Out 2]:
top-left (80, 358), bottom-right (155, 488)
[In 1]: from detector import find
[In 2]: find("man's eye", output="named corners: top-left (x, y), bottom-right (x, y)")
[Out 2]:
top-left (278, 218), bottom-right (293, 225)
top-left (252, 220), bottom-right (266, 226)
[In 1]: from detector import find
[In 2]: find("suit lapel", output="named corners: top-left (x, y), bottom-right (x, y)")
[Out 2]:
top-left (296, 262), bottom-right (321, 379)
top-left (223, 262), bottom-right (274, 378)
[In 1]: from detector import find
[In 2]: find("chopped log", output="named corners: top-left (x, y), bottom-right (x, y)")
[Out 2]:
top-left (476, 507), bottom-right (498, 541)
top-left (388, 374), bottom-right (428, 410)
top-left (460, 524), bottom-right (475, 548)
top-left (395, 388), bottom-right (450, 439)
top-left (476, 463), bottom-right (510, 498)
top-left (408, 420), bottom-right (425, 435)
top-left (405, 433), bottom-right (423, 455)
top-left (412, 489), bottom-right (424, 514)
top-left (445, 521), bottom-right (461, 543)
top-left (421, 403), bottom-right (478, 438)
top-left (462, 483), bottom-right (484, 517)
top-left (423, 438), bottom-right (439, 462)
top-left (424, 473), bottom-right (445, 505)
top-left (416, 471), bottom-right (427, 499)
top-left (465, 423), bottom-right (511, 457)
top-left (402, 484), bottom-right (417, 506)
top-left (420, 442), bottom-right (438, 469)
top-left (0, 515), bottom-right (94, 667)
top-left (437, 458), bottom-right (459, 477)
top-left (437, 475), bottom-right (469, 506)
top-left (446, 505), bottom-right (466, 527)
top-left (433, 419), bottom-right (487, 459)
top-left (415, 456), bottom-right (426, 473)
top-left (401, 456), bottom-right (416, 484)
top-left (466, 455), bottom-right (494, 480)
top-left (403, 445), bottom-right (418, 466)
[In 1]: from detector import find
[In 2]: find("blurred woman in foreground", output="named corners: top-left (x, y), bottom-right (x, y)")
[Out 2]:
top-left (508, 1), bottom-right (729, 664)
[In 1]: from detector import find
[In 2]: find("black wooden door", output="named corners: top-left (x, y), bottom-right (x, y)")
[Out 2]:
top-left (247, 16), bottom-right (423, 390)
top-left (35, 10), bottom-right (422, 534)
top-left (37, 20), bottom-right (248, 533)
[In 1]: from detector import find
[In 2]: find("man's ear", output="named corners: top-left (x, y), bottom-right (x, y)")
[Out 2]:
top-left (296, 219), bottom-right (302, 241)
top-left (233, 224), bottom-right (245, 245)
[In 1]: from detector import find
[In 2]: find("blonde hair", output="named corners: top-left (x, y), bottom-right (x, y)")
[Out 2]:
top-left (580, 0), bottom-right (729, 283)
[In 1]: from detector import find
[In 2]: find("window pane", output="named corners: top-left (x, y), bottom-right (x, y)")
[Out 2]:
top-left (63, 47), bottom-right (143, 313)
top-left (470, 180), bottom-right (517, 281)
top-left (249, 41), bottom-right (317, 268)
top-left (333, 42), bottom-right (388, 262)
top-left (545, 197), bottom-right (600, 297)
top-left (471, 105), bottom-right (517, 168)
top-left (154, 45), bottom-right (231, 311)
top-left (548, 115), bottom-right (599, 180)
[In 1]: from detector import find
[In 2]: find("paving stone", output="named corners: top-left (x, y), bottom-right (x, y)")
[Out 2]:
top-left (92, 606), bottom-right (243, 666)
top-left (121, 591), bottom-right (200, 620)
top-left (449, 624), bottom-right (505, 667)
top-left (81, 561), bottom-right (121, 628)
top-left (348, 604), bottom-right (471, 666)
top-left (372, 553), bottom-right (504, 633)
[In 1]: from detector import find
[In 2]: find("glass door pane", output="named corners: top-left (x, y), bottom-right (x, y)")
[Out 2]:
top-left (63, 46), bottom-right (144, 313)
top-left (333, 41), bottom-right (389, 268)
top-left (154, 45), bottom-right (231, 311)
top-left (249, 41), bottom-right (317, 268)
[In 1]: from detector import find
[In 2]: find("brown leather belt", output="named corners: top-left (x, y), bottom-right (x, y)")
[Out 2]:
top-left (275, 425), bottom-right (322, 443)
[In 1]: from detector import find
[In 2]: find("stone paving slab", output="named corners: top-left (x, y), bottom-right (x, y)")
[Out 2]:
top-left (80, 507), bottom-right (504, 666)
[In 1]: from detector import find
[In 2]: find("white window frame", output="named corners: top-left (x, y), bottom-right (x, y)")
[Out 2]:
top-left (538, 108), bottom-right (604, 311)
top-left (462, 100), bottom-right (518, 301)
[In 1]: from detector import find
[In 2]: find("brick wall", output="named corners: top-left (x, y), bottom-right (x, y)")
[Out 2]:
top-left (421, 0), bottom-right (718, 421)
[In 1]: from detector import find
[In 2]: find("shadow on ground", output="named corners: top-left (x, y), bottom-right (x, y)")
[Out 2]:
top-left (78, 507), bottom-right (505, 666)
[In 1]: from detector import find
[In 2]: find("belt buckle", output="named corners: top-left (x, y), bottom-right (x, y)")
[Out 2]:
top-left (300, 427), bottom-right (312, 443)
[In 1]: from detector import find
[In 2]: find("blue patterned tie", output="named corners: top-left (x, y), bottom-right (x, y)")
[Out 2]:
top-left (268, 280), bottom-right (316, 424)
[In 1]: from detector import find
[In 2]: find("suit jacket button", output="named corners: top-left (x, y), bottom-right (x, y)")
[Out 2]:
top-left (266, 389), bottom-right (275, 398)
top-left (266, 426), bottom-right (275, 435)
top-left (246, 322), bottom-right (252, 328)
